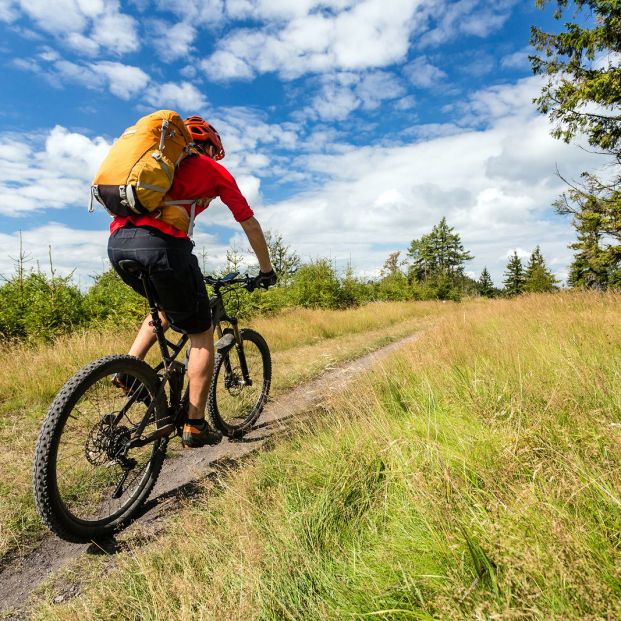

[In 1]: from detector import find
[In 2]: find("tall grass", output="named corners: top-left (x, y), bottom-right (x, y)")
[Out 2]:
top-left (0, 300), bottom-right (446, 560)
top-left (35, 292), bottom-right (621, 620)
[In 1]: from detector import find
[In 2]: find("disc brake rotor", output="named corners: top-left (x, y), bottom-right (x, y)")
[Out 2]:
top-left (85, 414), bottom-right (131, 466)
top-left (224, 367), bottom-right (244, 396)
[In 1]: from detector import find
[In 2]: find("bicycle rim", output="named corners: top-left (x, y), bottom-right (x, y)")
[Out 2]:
top-left (34, 356), bottom-right (167, 539)
top-left (209, 329), bottom-right (270, 436)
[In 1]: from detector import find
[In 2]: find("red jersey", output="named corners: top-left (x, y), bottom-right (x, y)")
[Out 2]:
top-left (109, 154), bottom-right (254, 238)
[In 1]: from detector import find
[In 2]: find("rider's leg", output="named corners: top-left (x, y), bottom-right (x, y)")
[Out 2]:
top-left (127, 311), bottom-right (170, 359)
top-left (186, 327), bottom-right (215, 420)
top-left (183, 327), bottom-right (221, 447)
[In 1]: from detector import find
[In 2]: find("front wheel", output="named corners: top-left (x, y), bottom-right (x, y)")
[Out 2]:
top-left (33, 355), bottom-right (168, 542)
top-left (208, 328), bottom-right (271, 437)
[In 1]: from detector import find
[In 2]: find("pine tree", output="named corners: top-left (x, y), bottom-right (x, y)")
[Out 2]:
top-left (407, 217), bottom-right (473, 282)
top-left (531, 0), bottom-right (621, 153)
top-left (524, 246), bottom-right (559, 292)
top-left (478, 267), bottom-right (495, 297)
top-left (503, 251), bottom-right (526, 296)
top-left (531, 1), bottom-right (621, 289)
top-left (556, 187), bottom-right (621, 289)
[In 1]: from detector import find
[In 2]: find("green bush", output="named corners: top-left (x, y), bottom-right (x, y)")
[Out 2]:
top-left (83, 269), bottom-right (146, 327)
top-left (0, 272), bottom-right (85, 342)
top-left (289, 260), bottom-right (343, 309)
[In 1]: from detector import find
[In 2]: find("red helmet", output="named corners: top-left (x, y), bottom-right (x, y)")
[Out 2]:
top-left (184, 115), bottom-right (225, 160)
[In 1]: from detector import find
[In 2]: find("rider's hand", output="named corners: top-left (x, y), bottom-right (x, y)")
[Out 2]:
top-left (252, 269), bottom-right (277, 290)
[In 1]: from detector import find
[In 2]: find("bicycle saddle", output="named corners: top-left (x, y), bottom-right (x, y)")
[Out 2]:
top-left (118, 259), bottom-right (148, 275)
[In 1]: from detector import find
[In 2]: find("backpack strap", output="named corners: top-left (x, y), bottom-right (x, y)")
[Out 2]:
top-left (161, 198), bottom-right (199, 237)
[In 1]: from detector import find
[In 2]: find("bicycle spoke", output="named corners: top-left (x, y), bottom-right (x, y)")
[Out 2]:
top-left (52, 367), bottom-right (158, 523)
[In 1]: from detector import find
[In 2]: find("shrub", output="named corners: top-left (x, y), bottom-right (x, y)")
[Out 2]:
top-left (289, 260), bottom-right (342, 309)
top-left (0, 272), bottom-right (85, 342)
top-left (83, 269), bottom-right (147, 327)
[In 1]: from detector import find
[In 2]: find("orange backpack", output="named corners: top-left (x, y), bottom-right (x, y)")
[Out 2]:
top-left (90, 110), bottom-right (192, 219)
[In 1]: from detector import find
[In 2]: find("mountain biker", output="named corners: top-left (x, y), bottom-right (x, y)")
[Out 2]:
top-left (107, 115), bottom-right (276, 448)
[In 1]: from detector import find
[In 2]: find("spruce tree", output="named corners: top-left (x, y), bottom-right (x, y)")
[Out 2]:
top-left (531, 1), bottom-right (621, 289)
top-left (478, 267), bottom-right (495, 297)
top-left (524, 246), bottom-right (559, 292)
top-left (503, 251), bottom-right (526, 296)
top-left (407, 217), bottom-right (473, 282)
top-left (531, 0), bottom-right (621, 153)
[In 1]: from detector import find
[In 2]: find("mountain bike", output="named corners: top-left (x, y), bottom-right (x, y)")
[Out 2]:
top-left (33, 261), bottom-right (271, 543)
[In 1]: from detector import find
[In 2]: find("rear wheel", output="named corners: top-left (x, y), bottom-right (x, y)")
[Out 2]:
top-left (33, 355), bottom-right (168, 542)
top-left (208, 329), bottom-right (271, 437)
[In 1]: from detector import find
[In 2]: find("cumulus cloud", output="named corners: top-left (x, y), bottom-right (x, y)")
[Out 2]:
top-left (203, 0), bottom-right (430, 80)
top-left (251, 79), bottom-right (607, 283)
top-left (143, 81), bottom-right (207, 112)
top-left (303, 71), bottom-right (406, 120)
top-left (0, 0), bottom-right (18, 22)
top-left (404, 56), bottom-right (447, 89)
top-left (0, 224), bottom-right (110, 284)
top-left (420, 0), bottom-right (518, 48)
top-left (0, 126), bottom-right (110, 218)
top-left (45, 59), bottom-right (150, 100)
top-left (91, 62), bottom-right (150, 99)
top-left (501, 47), bottom-right (532, 70)
top-left (150, 19), bottom-right (196, 61)
top-left (3, 0), bottom-right (139, 55)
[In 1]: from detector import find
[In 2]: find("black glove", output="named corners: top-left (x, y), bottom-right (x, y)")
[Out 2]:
top-left (252, 269), bottom-right (277, 290)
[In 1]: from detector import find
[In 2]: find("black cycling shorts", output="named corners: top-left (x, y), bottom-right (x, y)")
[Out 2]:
top-left (108, 225), bottom-right (211, 334)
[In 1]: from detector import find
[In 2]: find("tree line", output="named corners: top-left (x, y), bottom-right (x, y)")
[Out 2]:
top-left (0, 219), bottom-right (560, 343)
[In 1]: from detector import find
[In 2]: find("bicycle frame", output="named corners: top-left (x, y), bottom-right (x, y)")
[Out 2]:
top-left (122, 270), bottom-right (254, 448)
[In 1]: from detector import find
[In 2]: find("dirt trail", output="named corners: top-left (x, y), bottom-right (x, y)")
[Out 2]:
top-left (0, 331), bottom-right (422, 619)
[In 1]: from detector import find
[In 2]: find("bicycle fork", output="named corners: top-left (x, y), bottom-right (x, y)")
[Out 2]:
top-left (216, 321), bottom-right (252, 386)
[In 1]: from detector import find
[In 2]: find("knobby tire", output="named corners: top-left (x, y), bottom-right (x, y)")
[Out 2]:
top-left (33, 355), bottom-right (168, 543)
top-left (207, 328), bottom-right (271, 438)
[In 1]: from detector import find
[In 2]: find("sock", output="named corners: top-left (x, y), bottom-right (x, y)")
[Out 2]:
top-left (186, 418), bottom-right (206, 428)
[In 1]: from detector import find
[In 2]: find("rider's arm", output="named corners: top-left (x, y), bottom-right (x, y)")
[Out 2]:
top-left (240, 216), bottom-right (273, 273)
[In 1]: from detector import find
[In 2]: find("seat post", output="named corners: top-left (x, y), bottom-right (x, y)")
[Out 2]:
top-left (139, 273), bottom-right (170, 363)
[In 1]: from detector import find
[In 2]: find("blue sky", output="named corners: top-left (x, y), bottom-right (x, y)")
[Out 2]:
top-left (0, 0), bottom-right (607, 287)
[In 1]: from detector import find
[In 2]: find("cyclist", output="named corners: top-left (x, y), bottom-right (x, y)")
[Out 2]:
top-left (107, 115), bottom-right (276, 448)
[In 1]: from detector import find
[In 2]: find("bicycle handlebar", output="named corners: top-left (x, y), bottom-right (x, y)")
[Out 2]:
top-left (204, 272), bottom-right (256, 291)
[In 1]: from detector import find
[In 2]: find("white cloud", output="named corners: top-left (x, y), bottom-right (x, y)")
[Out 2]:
top-left (249, 78), bottom-right (607, 283)
top-left (16, 56), bottom-right (151, 100)
top-left (65, 32), bottom-right (101, 56)
top-left (593, 51), bottom-right (621, 71)
top-left (404, 56), bottom-right (447, 89)
top-left (0, 127), bottom-right (110, 217)
top-left (504, 247), bottom-right (531, 260)
top-left (304, 71), bottom-right (406, 121)
top-left (501, 47), bottom-right (531, 70)
top-left (446, 75), bottom-right (542, 127)
top-left (150, 20), bottom-right (196, 61)
top-left (203, 0), bottom-right (430, 81)
top-left (420, 0), bottom-right (517, 48)
top-left (91, 61), bottom-right (150, 99)
top-left (90, 10), bottom-right (140, 54)
top-left (0, 224), bottom-right (110, 284)
top-left (155, 0), bottom-right (225, 25)
top-left (0, 0), bottom-right (18, 22)
top-left (6, 0), bottom-right (139, 55)
top-left (143, 81), bottom-right (207, 112)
